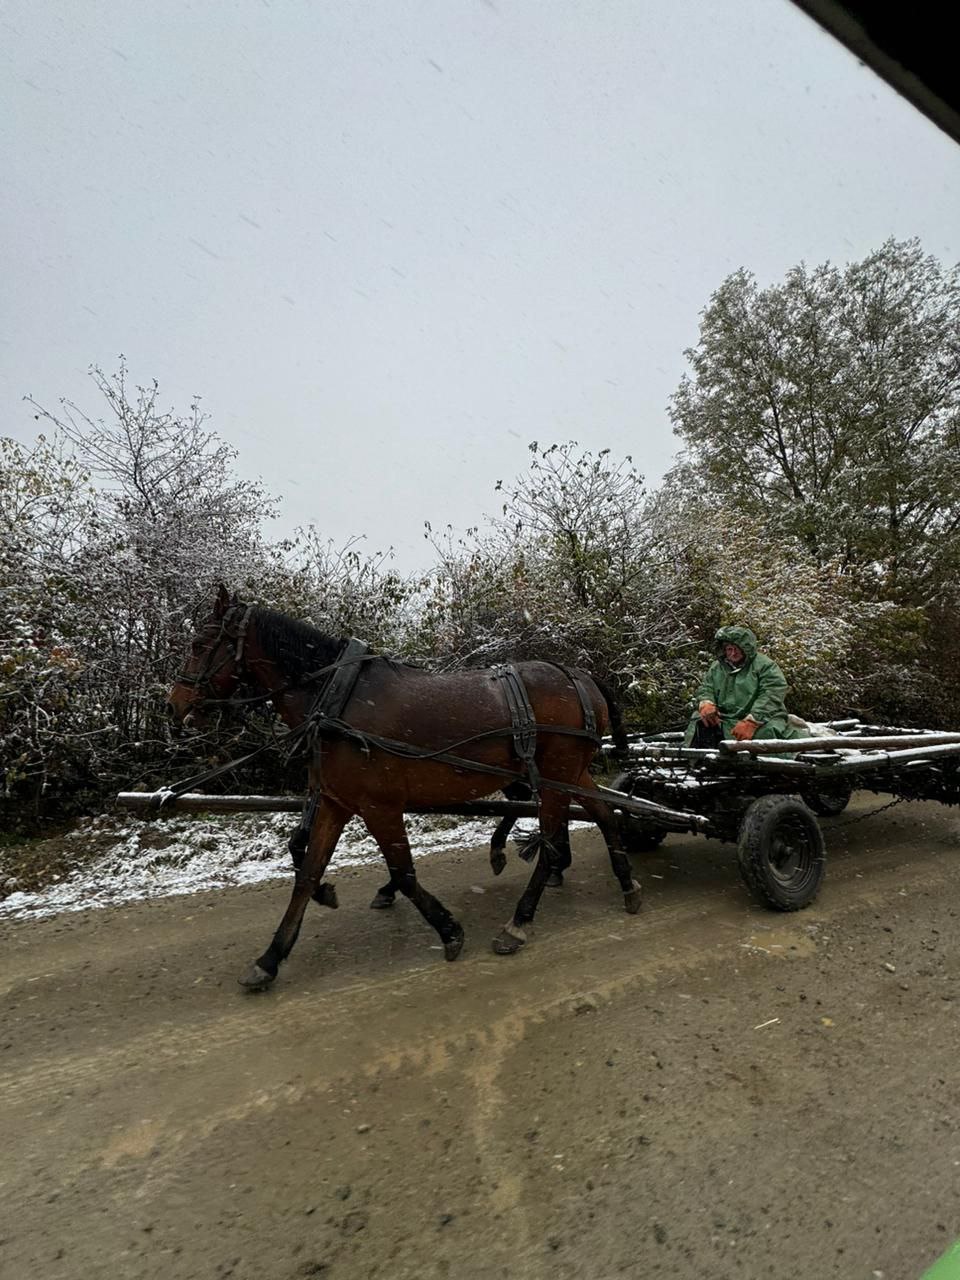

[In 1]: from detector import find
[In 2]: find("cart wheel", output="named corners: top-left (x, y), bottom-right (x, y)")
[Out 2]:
top-left (610, 771), bottom-right (668, 853)
top-left (804, 788), bottom-right (851, 817)
top-left (737, 795), bottom-right (825, 911)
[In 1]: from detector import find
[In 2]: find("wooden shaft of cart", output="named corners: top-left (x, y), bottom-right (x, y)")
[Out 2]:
top-left (116, 788), bottom-right (709, 831)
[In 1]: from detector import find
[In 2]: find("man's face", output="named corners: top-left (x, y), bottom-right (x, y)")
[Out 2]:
top-left (724, 642), bottom-right (744, 665)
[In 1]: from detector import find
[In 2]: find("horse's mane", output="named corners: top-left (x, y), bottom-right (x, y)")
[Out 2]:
top-left (251, 607), bottom-right (344, 679)
top-left (251, 606), bottom-right (423, 679)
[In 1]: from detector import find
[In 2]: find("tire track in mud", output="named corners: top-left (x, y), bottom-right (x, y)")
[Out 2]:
top-left (2, 844), bottom-right (955, 1120)
top-left (4, 808), bottom-right (958, 1280)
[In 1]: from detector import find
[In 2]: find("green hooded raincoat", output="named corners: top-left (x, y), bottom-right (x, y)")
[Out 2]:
top-left (683, 626), bottom-right (801, 746)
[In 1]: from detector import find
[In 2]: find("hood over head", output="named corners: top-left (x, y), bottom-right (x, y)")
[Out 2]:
top-left (714, 625), bottom-right (758, 666)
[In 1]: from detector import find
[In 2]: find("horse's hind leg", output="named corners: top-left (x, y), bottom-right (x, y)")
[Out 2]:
top-left (363, 809), bottom-right (465, 961)
top-left (490, 780), bottom-right (530, 875)
top-left (489, 815), bottom-right (514, 876)
top-left (239, 796), bottom-right (350, 991)
top-left (575, 779), bottom-right (643, 914)
top-left (370, 873), bottom-right (401, 910)
top-left (545, 825), bottom-right (572, 889)
top-left (492, 790), bottom-right (569, 955)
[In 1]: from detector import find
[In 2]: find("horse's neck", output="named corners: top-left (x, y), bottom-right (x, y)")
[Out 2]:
top-left (246, 613), bottom-right (342, 728)
top-left (271, 685), bottom-right (316, 730)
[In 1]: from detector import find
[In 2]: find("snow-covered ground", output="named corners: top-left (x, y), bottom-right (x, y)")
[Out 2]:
top-left (0, 811), bottom-right (590, 921)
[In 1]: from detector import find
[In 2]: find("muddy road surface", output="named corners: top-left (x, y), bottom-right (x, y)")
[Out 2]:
top-left (3, 796), bottom-right (960, 1280)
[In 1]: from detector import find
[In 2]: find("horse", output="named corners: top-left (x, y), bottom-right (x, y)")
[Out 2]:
top-left (166, 586), bottom-right (641, 990)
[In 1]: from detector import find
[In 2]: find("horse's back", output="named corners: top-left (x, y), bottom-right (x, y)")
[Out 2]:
top-left (345, 658), bottom-right (607, 740)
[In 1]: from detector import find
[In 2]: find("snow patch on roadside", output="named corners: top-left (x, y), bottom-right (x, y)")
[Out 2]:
top-left (0, 811), bottom-right (589, 921)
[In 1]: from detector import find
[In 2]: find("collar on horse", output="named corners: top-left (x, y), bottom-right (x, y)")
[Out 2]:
top-left (311, 636), bottom-right (371, 721)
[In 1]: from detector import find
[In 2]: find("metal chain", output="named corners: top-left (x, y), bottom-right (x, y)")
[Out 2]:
top-left (831, 795), bottom-right (907, 827)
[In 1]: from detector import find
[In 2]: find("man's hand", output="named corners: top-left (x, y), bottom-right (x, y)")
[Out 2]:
top-left (732, 718), bottom-right (759, 741)
top-left (699, 700), bottom-right (721, 728)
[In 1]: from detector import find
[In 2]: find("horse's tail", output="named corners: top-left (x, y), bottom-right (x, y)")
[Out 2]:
top-left (591, 674), bottom-right (629, 755)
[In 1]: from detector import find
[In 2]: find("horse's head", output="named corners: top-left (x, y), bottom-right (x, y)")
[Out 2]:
top-left (167, 585), bottom-right (251, 737)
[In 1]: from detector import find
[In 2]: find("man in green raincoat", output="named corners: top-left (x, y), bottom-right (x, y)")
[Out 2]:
top-left (683, 625), bottom-right (801, 747)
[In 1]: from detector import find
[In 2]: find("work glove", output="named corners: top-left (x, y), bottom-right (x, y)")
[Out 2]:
top-left (698, 700), bottom-right (721, 728)
top-left (732, 718), bottom-right (759, 741)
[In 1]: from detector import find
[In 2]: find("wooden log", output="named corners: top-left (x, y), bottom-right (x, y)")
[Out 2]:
top-left (729, 740), bottom-right (960, 777)
top-left (720, 733), bottom-right (960, 755)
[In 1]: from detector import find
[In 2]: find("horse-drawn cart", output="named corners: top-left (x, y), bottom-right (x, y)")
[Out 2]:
top-left (119, 718), bottom-right (960, 918)
top-left (608, 719), bottom-right (960, 911)
top-left (135, 590), bottom-right (960, 981)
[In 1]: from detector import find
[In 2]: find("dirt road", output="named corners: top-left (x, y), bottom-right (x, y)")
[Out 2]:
top-left (3, 796), bottom-right (960, 1280)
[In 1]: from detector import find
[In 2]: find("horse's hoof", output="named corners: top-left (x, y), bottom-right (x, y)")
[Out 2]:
top-left (491, 925), bottom-right (526, 955)
top-left (546, 871), bottom-right (564, 889)
top-left (369, 892), bottom-right (395, 910)
top-left (490, 849), bottom-right (507, 877)
top-left (238, 963), bottom-right (275, 992)
top-left (444, 927), bottom-right (465, 961)
top-left (314, 882), bottom-right (339, 909)
top-left (623, 879), bottom-right (643, 914)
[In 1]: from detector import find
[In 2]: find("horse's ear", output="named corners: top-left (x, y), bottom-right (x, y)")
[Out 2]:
top-left (214, 584), bottom-right (231, 618)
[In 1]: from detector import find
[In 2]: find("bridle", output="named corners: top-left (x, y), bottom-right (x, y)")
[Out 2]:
top-left (175, 604), bottom-right (253, 704)
top-left (174, 604), bottom-right (372, 716)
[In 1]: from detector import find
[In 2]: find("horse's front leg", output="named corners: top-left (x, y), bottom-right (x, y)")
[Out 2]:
top-left (574, 778), bottom-right (643, 914)
top-left (363, 808), bottom-right (465, 961)
top-left (289, 797), bottom-right (339, 909)
top-left (492, 790), bottom-right (569, 955)
top-left (369, 874), bottom-right (400, 910)
top-left (239, 796), bottom-right (350, 991)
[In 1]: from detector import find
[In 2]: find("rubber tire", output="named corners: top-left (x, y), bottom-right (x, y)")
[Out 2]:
top-left (737, 794), bottom-right (826, 911)
top-left (804, 788), bottom-right (851, 817)
top-left (611, 770), bottom-right (668, 853)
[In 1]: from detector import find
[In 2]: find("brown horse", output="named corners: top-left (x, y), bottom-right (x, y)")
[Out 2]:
top-left (166, 586), bottom-right (641, 990)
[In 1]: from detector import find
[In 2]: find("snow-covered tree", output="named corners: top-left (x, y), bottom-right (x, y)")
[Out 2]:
top-left (0, 364), bottom-right (294, 822)
top-left (277, 529), bottom-right (423, 655)
top-left (26, 362), bottom-right (284, 748)
top-left (671, 239), bottom-right (960, 604)
top-left (414, 444), bottom-right (697, 725)
top-left (0, 435), bottom-right (99, 816)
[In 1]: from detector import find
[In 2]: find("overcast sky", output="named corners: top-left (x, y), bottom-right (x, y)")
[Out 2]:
top-left (3, 0), bottom-right (959, 571)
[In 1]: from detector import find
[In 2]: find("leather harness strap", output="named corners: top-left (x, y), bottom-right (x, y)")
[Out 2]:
top-left (295, 636), bottom-right (371, 844)
top-left (552, 663), bottom-right (598, 738)
top-left (492, 664), bottom-right (541, 794)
